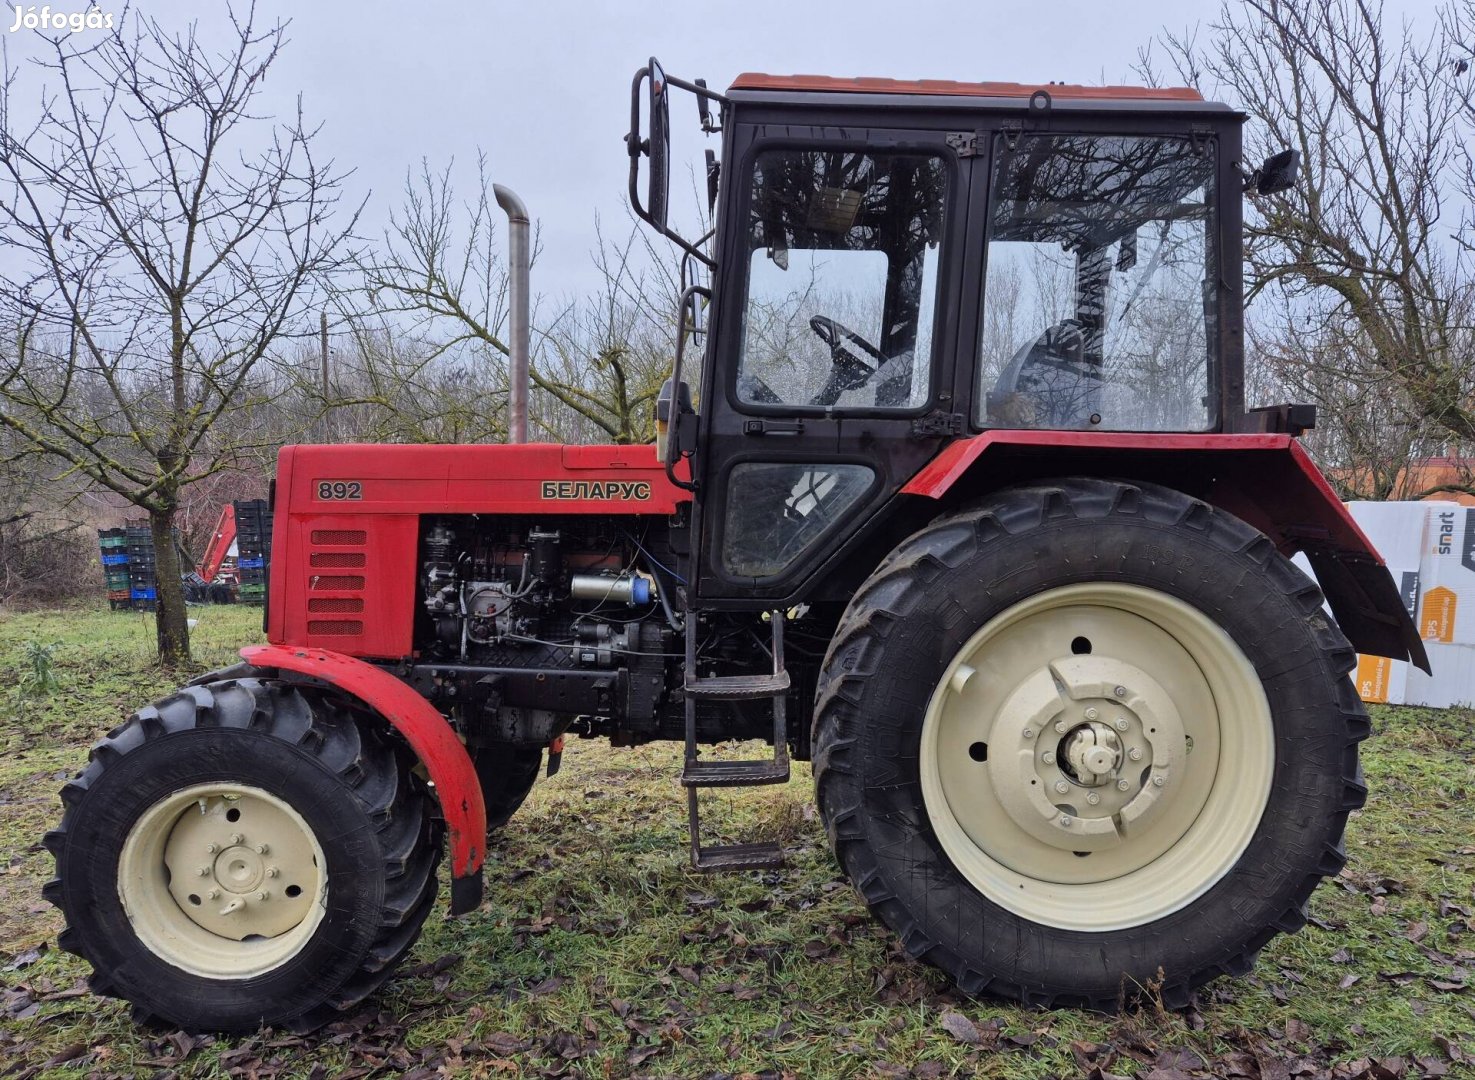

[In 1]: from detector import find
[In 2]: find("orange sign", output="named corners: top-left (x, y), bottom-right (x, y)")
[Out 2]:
top-left (1420, 586), bottom-right (1457, 642)
top-left (1354, 655), bottom-right (1393, 703)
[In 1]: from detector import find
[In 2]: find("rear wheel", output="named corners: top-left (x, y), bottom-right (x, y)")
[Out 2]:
top-left (812, 479), bottom-right (1367, 1008)
top-left (45, 678), bottom-right (440, 1032)
top-left (471, 744), bottom-right (543, 832)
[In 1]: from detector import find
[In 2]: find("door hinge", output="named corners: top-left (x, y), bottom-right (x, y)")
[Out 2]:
top-left (946, 132), bottom-right (982, 158)
top-left (910, 411), bottom-right (966, 437)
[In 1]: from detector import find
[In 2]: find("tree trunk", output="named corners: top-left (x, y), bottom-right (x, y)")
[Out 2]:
top-left (149, 506), bottom-right (192, 668)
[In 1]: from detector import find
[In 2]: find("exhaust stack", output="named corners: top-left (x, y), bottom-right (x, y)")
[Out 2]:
top-left (493, 184), bottom-right (530, 443)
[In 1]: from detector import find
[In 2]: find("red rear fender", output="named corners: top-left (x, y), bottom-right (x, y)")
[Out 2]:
top-left (900, 431), bottom-right (1429, 671)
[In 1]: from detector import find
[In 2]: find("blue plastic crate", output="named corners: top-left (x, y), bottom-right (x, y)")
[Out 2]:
top-left (101, 552), bottom-right (130, 566)
top-left (130, 587), bottom-right (157, 600)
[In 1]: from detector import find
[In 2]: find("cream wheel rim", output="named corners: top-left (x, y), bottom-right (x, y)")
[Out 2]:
top-left (919, 583), bottom-right (1274, 931)
top-left (117, 782), bottom-right (327, 978)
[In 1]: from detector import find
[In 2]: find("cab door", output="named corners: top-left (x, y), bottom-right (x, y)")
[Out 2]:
top-left (693, 123), bottom-right (977, 604)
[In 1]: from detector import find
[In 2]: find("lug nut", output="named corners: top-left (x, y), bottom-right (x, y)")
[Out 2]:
top-left (196, 865), bottom-right (210, 877)
top-left (1084, 707), bottom-right (1099, 721)
top-left (1054, 720), bottom-right (1069, 734)
top-left (205, 843), bottom-right (219, 853)
top-left (1114, 686), bottom-right (1127, 698)
top-left (1022, 728), bottom-right (1035, 739)
top-left (1114, 717), bottom-right (1129, 732)
top-left (257, 890), bottom-right (270, 901)
top-left (1041, 750), bottom-right (1054, 763)
top-left (255, 844), bottom-right (270, 855)
top-left (266, 866), bottom-right (280, 878)
top-left (206, 888), bottom-right (220, 900)
top-left (1153, 775), bottom-right (1166, 787)
top-left (1117, 779), bottom-right (1130, 791)
top-left (230, 833), bottom-right (244, 845)
top-left (1060, 815), bottom-right (1074, 827)
top-left (1054, 780), bottom-right (1070, 794)
top-left (1086, 792), bottom-right (1101, 805)
top-left (1128, 747), bottom-right (1144, 762)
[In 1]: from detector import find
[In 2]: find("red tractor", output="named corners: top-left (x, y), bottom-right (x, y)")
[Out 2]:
top-left (46, 62), bottom-right (1426, 1031)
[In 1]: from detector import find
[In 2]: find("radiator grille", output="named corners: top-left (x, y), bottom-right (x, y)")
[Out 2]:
top-left (310, 551), bottom-right (366, 568)
top-left (305, 526), bottom-right (367, 642)
top-left (310, 529), bottom-right (367, 545)
top-left (309, 574), bottom-right (364, 591)
top-left (308, 619), bottom-right (364, 636)
top-left (308, 597), bottom-right (364, 613)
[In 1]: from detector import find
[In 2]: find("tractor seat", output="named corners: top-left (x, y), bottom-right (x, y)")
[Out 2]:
top-left (986, 319), bottom-right (1103, 429)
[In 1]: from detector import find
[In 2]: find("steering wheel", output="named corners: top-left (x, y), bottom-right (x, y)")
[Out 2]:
top-left (808, 315), bottom-right (888, 406)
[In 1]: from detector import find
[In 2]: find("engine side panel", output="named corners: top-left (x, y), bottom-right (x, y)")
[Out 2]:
top-left (268, 443), bottom-right (688, 658)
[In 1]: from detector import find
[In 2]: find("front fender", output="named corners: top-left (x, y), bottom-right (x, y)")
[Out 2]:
top-left (900, 431), bottom-right (1430, 672)
top-left (240, 643), bottom-right (486, 914)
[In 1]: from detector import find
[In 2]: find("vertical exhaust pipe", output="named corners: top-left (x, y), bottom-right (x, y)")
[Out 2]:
top-left (493, 184), bottom-right (530, 443)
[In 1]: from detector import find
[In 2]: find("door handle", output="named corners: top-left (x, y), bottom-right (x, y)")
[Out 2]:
top-left (743, 419), bottom-right (805, 436)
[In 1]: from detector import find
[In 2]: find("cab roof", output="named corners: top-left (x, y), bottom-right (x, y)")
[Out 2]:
top-left (727, 73), bottom-right (1216, 111)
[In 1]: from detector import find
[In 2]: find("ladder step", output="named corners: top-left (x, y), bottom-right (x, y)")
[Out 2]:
top-left (692, 841), bottom-right (784, 872)
top-left (684, 672), bottom-right (791, 701)
top-left (681, 758), bottom-right (791, 787)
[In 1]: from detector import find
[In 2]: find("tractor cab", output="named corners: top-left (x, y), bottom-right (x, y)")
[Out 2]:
top-left (631, 65), bottom-right (1298, 607)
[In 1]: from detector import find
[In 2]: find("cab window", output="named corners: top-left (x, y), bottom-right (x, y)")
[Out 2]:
top-left (737, 150), bottom-right (947, 411)
top-left (979, 133), bottom-right (1216, 431)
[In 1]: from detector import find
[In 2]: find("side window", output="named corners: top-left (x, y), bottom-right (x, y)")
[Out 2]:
top-left (737, 150), bottom-right (947, 411)
top-left (721, 463), bottom-right (874, 578)
top-left (979, 134), bottom-right (1216, 431)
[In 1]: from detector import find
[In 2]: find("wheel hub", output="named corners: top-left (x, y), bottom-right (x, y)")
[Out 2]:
top-left (156, 791), bottom-right (322, 942)
top-left (1060, 721), bottom-right (1122, 786)
top-left (984, 654), bottom-right (1185, 858)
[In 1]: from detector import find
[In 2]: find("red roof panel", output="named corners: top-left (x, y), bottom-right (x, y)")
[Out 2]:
top-left (729, 73), bottom-right (1203, 102)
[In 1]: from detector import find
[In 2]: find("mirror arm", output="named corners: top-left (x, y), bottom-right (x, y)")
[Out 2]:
top-left (666, 72), bottom-right (729, 112)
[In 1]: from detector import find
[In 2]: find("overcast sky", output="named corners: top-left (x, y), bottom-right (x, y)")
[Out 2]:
top-left (2, 0), bottom-right (1447, 301)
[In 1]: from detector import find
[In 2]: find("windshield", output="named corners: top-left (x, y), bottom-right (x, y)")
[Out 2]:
top-left (737, 150), bottom-right (947, 410)
top-left (979, 133), bottom-right (1216, 431)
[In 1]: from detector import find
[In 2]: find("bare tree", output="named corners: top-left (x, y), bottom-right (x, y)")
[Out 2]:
top-left (357, 160), bottom-right (680, 445)
top-left (0, 5), bottom-right (357, 664)
top-left (1141, 0), bottom-right (1475, 488)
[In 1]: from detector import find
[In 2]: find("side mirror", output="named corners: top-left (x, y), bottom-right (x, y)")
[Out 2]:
top-left (695, 77), bottom-right (714, 131)
top-left (704, 149), bottom-right (719, 215)
top-left (1248, 148), bottom-right (1300, 196)
top-left (646, 58), bottom-right (671, 230)
top-left (655, 377), bottom-right (695, 463)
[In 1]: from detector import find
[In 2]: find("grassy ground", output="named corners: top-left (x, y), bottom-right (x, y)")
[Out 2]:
top-left (0, 604), bottom-right (1472, 1079)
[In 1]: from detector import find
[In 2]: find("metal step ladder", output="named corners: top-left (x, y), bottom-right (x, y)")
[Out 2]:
top-left (681, 610), bottom-right (791, 870)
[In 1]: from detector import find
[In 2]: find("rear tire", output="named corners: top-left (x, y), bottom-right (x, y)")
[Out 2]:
top-left (812, 479), bottom-right (1367, 1008)
top-left (44, 678), bottom-right (440, 1032)
top-left (471, 744), bottom-right (543, 832)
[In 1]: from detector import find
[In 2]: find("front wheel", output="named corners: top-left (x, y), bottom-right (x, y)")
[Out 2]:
top-left (813, 479), bottom-right (1368, 1008)
top-left (44, 679), bottom-right (440, 1032)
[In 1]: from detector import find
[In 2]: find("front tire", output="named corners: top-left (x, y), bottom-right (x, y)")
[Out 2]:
top-left (812, 479), bottom-right (1367, 1008)
top-left (44, 678), bottom-right (440, 1032)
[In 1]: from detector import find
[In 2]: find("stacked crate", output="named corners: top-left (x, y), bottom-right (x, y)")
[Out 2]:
top-left (125, 524), bottom-right (157, 610)
top-left (98, 528), bottom-right (133, 609)
top-left (233, 499), bottom-right (272, 605)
